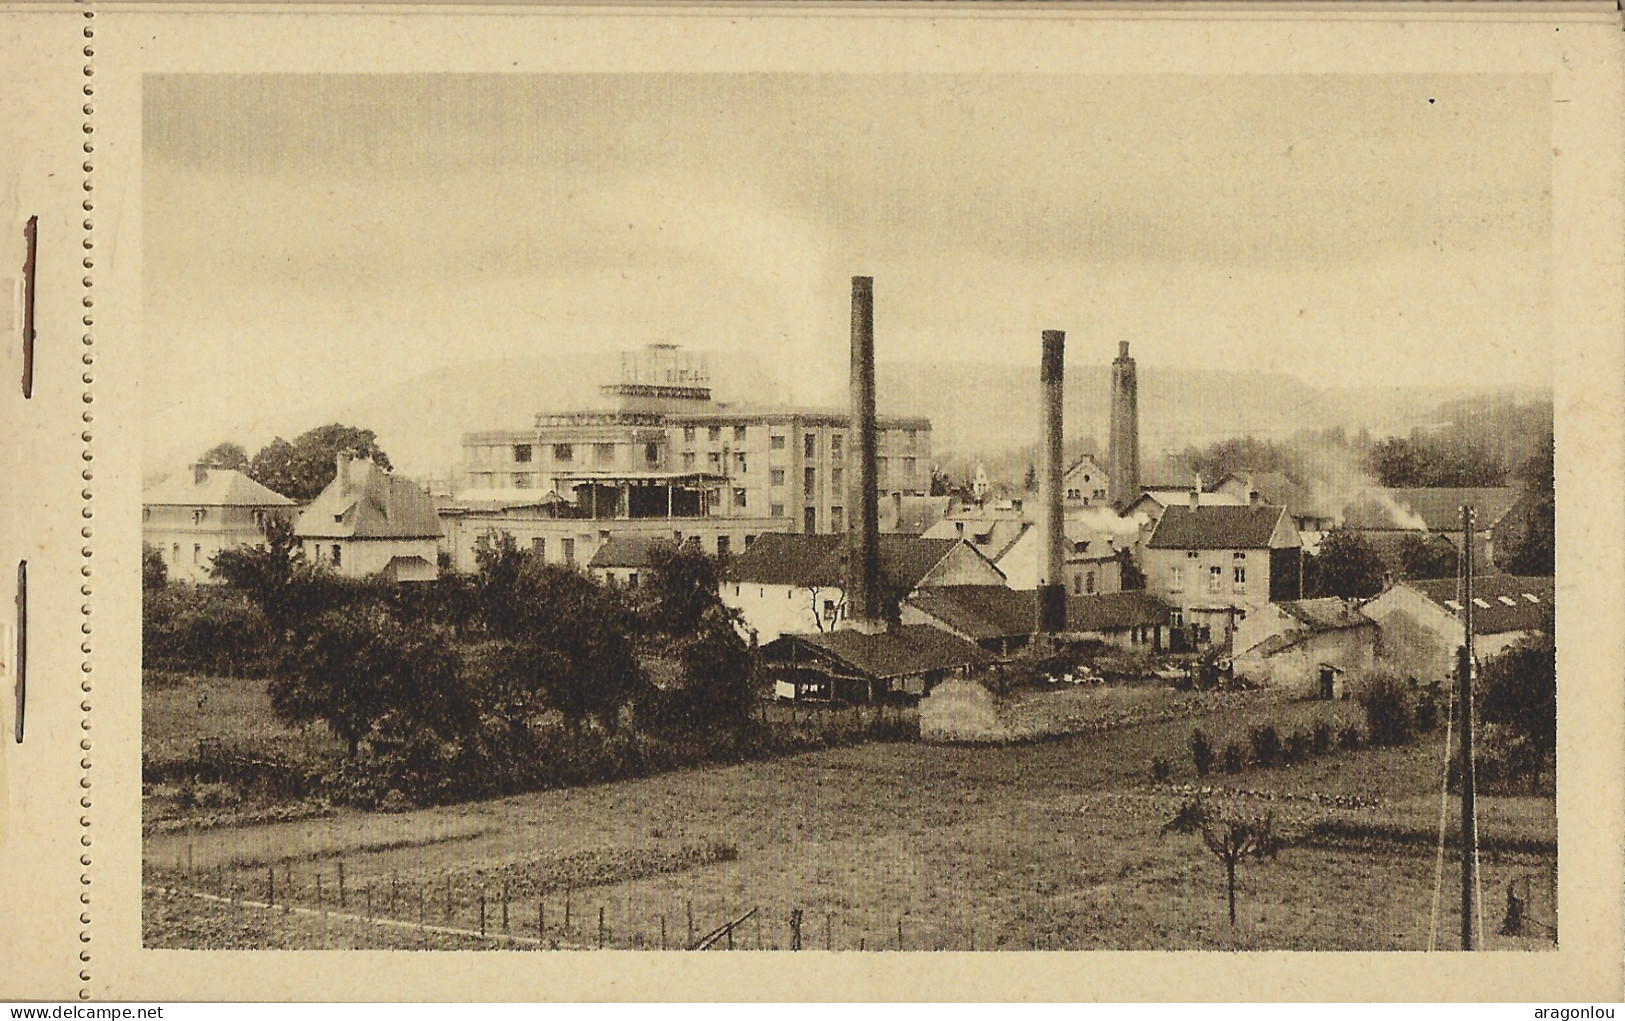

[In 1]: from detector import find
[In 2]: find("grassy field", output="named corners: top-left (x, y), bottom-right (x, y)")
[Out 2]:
top-left (144, 678), bottom-right (1557, 951)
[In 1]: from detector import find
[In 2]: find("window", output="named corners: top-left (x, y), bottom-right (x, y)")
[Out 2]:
top-left (734, 488), bottom-right (748, 508)
top-left (734, 452), bottom-right (748, 474)
top-left (1233, 566), bottom-right (1246, 588)
top-left (708, 426), bottom-right (722, 441)
top-left (832, 467), bottom-right (843, 489)
top-left (142, 507), bottom-right (151, 521)
top-left (906, 429), bottom-right (917, 451)
top-left (708, 452), bottom-right (722, 470)
top-left (823, 599), bottom-right (839, 621)
top-left (804, 506), bottom-right (818, 533)
top-left (683, 426), bottom-right (696, 444)
top-left (1086, 571), bottom-right (1096, 594)
top-left (192, 544), bottom-right (202, 565)
top-left (745, 534), bottom-right (757, 547)
top-left (192, 508), bottom-right (207, 525)
top-left (1171, 567), bottom-right (1184, 591)
top-left (513, 444), bottom-right (533, 463)
top-left (804, 467), bottom-right (816, 496)
top-left (171, 543), bottom-right (180, 563)
top-left (1073, 575), bottom-right (1083, 595)
top-left (513, 474), bottom-right (533, 489)
top-left (831, 507), bottom-right (844, 532)
top-left (594, 442), bottom-right (616, 465)
top-left (682, 452), bottom-right (696, 469)
top-left (645, 443), bottom-right (660, 465)
top-left (332, 544), bottom-right (342, 566)
top-left (1208, 566), bottom-right (1222, 593)
top-left (770, 434), bottom-right (786, 451)
top-left (626, 572), bottom-right (639, 590)
top-left (770, 503), bottom-right (785, 518)
top-left (532, 537), bottom-right (546, 559)
top-left (734, 425), bottom-right (748, 442)
top-left (561, 538), bottom-right (575, 564)
top-left (552, 443), bottom-right (573, 463)
top-left (831, 434), bottom-right (844, 458)
top-left (770, 468), bottom-right (786, 486)
top-left (904, 457), bottom-right (917, 480)
top-left (716, 535), bottom-right (731, 557)
top-left (1067, 489), bottom-right (1081, 500)
top-left (877, 456), bottom-right (889, 482)
top-left (804, 434), bottom-right (817, 458)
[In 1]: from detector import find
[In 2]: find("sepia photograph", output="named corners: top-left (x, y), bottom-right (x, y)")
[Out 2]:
top-left (138, 72), bottom-right (1557, 954)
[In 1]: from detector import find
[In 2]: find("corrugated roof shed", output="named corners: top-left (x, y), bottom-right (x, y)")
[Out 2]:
top-left (1407, 575), bottom-right (1553, 636)
top-left (784, 625), bottom-right (994, 680)
top-left (143, 468), bottom-right (295, 508)
top-left (1147, 504), bottom-right (1292, 550)
top-left (295, 458), bottom-right (442, 540)
top-left (1065, 590), bottom-right (1173, 632)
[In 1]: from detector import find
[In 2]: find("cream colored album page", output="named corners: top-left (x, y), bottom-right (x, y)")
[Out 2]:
top-left (21, 0), bottom-right (1625, 1003)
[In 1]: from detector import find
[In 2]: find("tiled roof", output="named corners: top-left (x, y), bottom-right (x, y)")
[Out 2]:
top-left (588, 536), bottom-right (661, 570)
top-left (1147, 504), bottom-right (1292, 550)
top-left (906, 585), bottom-right (1035, 641)
top-left (729, 532), bottom-right (962, 592)
top-left (774, 625), bottom-right (994, 680)
top-left (143, 468), bottom-right (295, 508)
top-left (1407, 575), bottom-right (1553, 636)
top-left (1064, 590), bottom-right (1173, 632)
top-left (923, 517), bottom-right (1030, 563)
top-left (295, 459), bottom-right (442, 540)
top-left (1341, 487), bottom-right (1519, 532)
top-left (1276, 598), bottom-right (1374, 632)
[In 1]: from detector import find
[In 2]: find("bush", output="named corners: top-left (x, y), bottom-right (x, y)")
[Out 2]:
top-left (1284, 729), bottom-right (1310, 763)
top-left (1356, 673), bottom-right (1413, 747)
top-left (1311, 720), bottom-right (1333, 756)
top-left (1414, 690), bottom-right (1440, 734)
top-left (1189, 728), bottom-right (1215, 777)
top-left (1249, 724), bottom-right (1281, 768)
top-left (142, 585), bottom-right (274, 677)
top-left (1222, 741), bottom-right (1245, 774)
top-left (1151, 756), bottom-right (1172, 782)
top-left (1338, 724), bottom-right (1362, 750)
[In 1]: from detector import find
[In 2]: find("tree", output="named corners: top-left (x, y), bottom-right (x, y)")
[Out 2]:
top-left (1117, 548), bottom-right (1146, 591)
top-left (210, 512), bottom-right (306, 629)
top-left (1310, 526), bottom-right (1386, 598)
top-left (142, 542), bottom-right (168, 590)
top-left (473, 531), bottom-right (534, 640)
top-left (1163, 797), bottom-right (1279, 928)
top-left (638, 540), bottom-right (725, 638)
top-left (1495, 442), bottom-right (1555, 576)
top-left (1396, 533), bottom-right (1457, 581)
top-left (248, 424), bottom-right (392, 502)
top-left (1478, 631), bottom-right (1555, 788)
top-left (197, 441), bottom-right (250, 472)
top-left (1022, 463), bottom-right (1037, 493)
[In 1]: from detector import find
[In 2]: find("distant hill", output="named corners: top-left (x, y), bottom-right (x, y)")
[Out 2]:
top-left (183, 352), bottom-right (1541, 482)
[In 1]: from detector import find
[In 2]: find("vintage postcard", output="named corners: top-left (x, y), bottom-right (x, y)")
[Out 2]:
top-left (1, 0), bottom-right (1622, 1003)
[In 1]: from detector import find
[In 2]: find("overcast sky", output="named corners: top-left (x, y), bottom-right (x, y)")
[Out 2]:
top-left (143, 73), bottom-right (1551, 466)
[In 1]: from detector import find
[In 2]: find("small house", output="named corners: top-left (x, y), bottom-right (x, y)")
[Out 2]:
top-left (142, 464), bottom-right (295, 583)
top-left (294, 453), bottom-right (442, 582)
top-left (1231, 597), bottom-right (1377, 694)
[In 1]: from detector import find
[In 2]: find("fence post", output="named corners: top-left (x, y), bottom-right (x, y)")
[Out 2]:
top-left (825, 912), bottom-right (832, 951)
top-left (316, 872), bottom-right (328, 949)
top-left (897, 917), bottom-right (903, 951)
top-left (267, 865), bottom-right (274, 910)
top-left (479, 893), bottom-right (486, 938)
top-left (337, 860), bottom-right (346, 908)
top-left (687, 900), bottom-right (694, 948)
top-left (417, 887), bottom-right (426, 950)
top-left (538, 898), bottom-right (545, 942)
top-left (217, 864), bottom-right (225, 899)
top-left (660, 915), bottom-right (667, 951)
top-left (726, 921), bottom-right (734, 951)
top-left (598, 906), bottom-right (605, 950)
top-left (391, 870), bottom-right (399, 914)
top-left (502, 880), bottom-right (510, 935)
top-left (446, 876), bottom-right (453, 923)
top-left (565, 886), bottom-right (572, 933)
top-left (229, 882), bottom-right (238, 935)
top-left (790, 909), bottom-right (802, 951)
top-left (365, 884), bottom-right (372, 922)
top-left (756, 908), bottom-right (763, 950)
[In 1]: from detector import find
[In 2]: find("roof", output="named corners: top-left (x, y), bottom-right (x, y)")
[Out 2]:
top-left (905, 585), bottom-right (1035, 641)
top-left (1147, 504), bottom-right (1294, 550)
top-left (769, 625), bottom-right (994, 680)
top-left (588, 536), bottom-right (658, 570)
top-left (1128, 489), bottom-right (1244, 514)
top-left (1220, 471), bottom-right (1340, 520)
top-left (143, 468), bottom-right (295, 508)
top-left (555, 470), bottom-right (731, 485)
top-left (1276, 598), bottom-right (1375, 632)
top-left (923, 517), bottom-right (1030, 563)
top-left (1406, 575), bottom-right (1554, 636)
top-left (728, 532), bottom-right (964, 592)
top-left (295, 459), bottom-right (442, 540)
top-left (1341, 487), bottom-right (1519, 532)
top-left (440, 488), bottom-right (570, 513)
top-left (1064, 591), bottom-right (1173, 633)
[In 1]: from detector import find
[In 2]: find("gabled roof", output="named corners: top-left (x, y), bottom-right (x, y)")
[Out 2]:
top-left (923, 517), bottom-right (1030, 563)
top-left (588, 536), bottom-right (660, 570)
top-left (143, 468), bottom-right (294, 508)
top-left (295, 458), bottom-right (442, 540)
top-left (906, 585), bottom-right (1035, 641)
top-left (1147, 504), bottom-right (1293, 550)
top-left (768, 625), bottom-right (994, 680)
top-left (1276, 597), bottom-right (1375, 632)
top-left (1219, 471), bottom-right (1339, 520)
top-left (1064, 591), bottom-right (1173, 632)
top-left (1127, 489), bottom-right (1244, 515)
top-left (1406, 575), bottom-right (1553, 636)
top-left (728, 532), bottom-right (966, 592)
top-left (1063, 454), bottom-right (1105, 482)
top-left (1341, 487), bottom-right (1519, 532)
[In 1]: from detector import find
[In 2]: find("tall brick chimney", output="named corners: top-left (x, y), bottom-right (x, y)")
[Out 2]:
top-left (1109, 340), bottom-right (1140, 511)
top-left (1037, 330), bottom-right (1068, 635)
top-left (847, 276), bottom-right (884, 634)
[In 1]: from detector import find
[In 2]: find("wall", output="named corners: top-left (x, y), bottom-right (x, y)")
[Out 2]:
top-left (304, 537), bottom-right (441, 581)
top-left (1234, 625), bottom-right (1377, 694)
top-left (143, 504), bottom-right (276, 583)
top-left (917, 542), bottom-right (1007, 588)
top-left (1143, 546), bottom-right (1273, 620)
top-left (722, 581), bottom-right (842, 644)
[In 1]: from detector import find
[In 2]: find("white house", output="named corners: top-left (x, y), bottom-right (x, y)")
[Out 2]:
top-left (1232, 597), bottom-right (1378, 695)
top-left (1362, 574), bottom-right (1553, 685)
top-left (142, 464), bottom-right (296, 583)
top-left (295, 453), bottom-right (442, 582)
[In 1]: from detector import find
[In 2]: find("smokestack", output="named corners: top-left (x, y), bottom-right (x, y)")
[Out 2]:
top-left (192, 463), bottom-right (209, 486)
top-left (1036, 330), bottom-right (1067, 635)
top-left (847, 276), bottom-right (884, 633)
top-left (1109, 341), bottom-right (1140, 511)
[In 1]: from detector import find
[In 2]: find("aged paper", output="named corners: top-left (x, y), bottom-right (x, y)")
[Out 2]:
top-left (7, 0), bottom-right (1622, 1002)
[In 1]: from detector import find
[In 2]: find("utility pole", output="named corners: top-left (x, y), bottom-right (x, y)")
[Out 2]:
top-left (1459, 505), bottom-right (1477, 951)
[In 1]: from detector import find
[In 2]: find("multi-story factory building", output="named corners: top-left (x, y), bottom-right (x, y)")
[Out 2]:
top-left (445, 345), bottom-right (931, 571)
